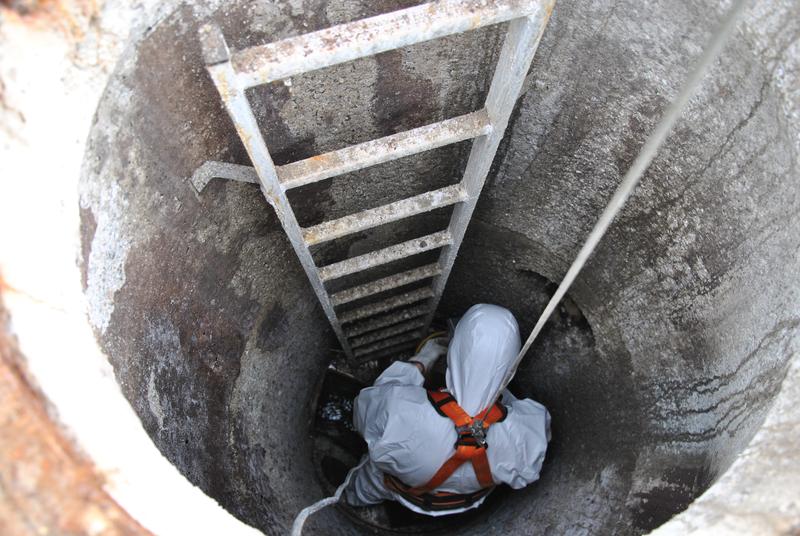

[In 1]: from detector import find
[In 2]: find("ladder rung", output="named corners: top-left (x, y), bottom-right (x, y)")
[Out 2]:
top-left (350, 319), bottom-right (427, 348)
top-left (345, 304), bottom-right (430, 337)
top-left (354, 331), bottom-right (423, 358)
top-left (304, 185), bottom-right (466, 246)
top-left (339, 287), bottom-right (434, 324)
top-left (354, 341), bottom-right (418, 363)
top-left (331, 263), bottom-right (441, 306)
top-left (278, 111), bottom-right (491, 190)
top-left (318, 230), bottom-right (451, 282)
top-left (227, 0), bottom-right (540, 87)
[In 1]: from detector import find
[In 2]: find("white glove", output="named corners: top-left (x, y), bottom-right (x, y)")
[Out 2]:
top-left (409, 339), bottom-right (447, 373)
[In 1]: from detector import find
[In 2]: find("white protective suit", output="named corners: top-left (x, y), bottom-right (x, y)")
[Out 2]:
top-left (346, 304), bottom-right (551, 516)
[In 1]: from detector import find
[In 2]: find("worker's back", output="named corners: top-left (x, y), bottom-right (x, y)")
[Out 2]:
top-left (347, 304), bottom-right (551, 516)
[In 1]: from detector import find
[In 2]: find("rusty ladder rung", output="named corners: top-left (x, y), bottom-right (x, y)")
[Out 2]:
top-left (354, 340), bottom-right (419, 363)
top-left (189, 114), bottom-right (488, 194)
top-left (318, 231), bottom-right (451, 282)
top-left (280, 112), bottom-right (490, 190)
top-left (226, 0), bottom-right (544, 88)
top-left (339, 287), bottom-right (434, 324)
top-left (344, 304), bottom-right (431, 338)
top-left (303, 185), bottom-right (467, 246)
top-left (196, 0), bottom-right (554, 362)
top-left (330, 263), bottom-right (441, 306)
top-left (350, 318), bottom-right (428, 348)
top-left (354, 331), bottom-right (423, 359)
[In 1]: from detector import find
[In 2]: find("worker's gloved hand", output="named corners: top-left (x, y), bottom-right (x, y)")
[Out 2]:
top-left (409, 339), bottom-right (447, 373)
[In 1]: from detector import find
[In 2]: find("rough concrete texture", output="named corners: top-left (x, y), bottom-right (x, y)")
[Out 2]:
top-left (652, 355), bottom-right (800, 535)
top-left (69, 0), bottom-right (800, 534)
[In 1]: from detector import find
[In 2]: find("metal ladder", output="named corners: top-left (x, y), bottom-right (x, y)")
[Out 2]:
top-left (194, 0), bottom-right (554, 362)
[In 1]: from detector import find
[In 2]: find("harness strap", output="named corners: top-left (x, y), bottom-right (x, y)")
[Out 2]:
top-left (402, 390), bottom-right (506, 495)
top-left (470, 447), bottom-right (493, 488)
top-left (414, 452), bottom-right (470, 493)
top-left (384, 473), bottom-right (493, 512)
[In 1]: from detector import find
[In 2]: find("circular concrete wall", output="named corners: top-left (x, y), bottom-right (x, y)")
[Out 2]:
top-left (77, 0), bottom-right (800, 534)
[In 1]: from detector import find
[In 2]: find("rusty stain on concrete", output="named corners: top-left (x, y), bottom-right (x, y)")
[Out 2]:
top-left (0, 0), bottom-right (98, 41)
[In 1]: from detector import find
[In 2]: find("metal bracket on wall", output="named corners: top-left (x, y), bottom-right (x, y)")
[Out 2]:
top-left (194, 0), bottom-right (554, 363)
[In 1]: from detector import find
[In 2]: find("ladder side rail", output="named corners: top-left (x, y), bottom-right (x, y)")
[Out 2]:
top-left (422, 5), bottom-right (555, 335)
top-left (200, 25), bottom-right (355, 360)
top-left (231, 0), bottom-right (543, 88)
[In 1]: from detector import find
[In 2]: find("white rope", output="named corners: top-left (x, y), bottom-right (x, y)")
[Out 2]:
top-left (494, 0), bottom-right (749, 399)
top-left (290, 456), bottom-right (368, 536)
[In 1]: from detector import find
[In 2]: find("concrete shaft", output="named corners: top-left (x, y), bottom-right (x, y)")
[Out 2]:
top-left (1, 0), bottom-right (798, 535)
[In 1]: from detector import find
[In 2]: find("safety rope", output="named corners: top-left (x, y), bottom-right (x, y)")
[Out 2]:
top-left (290, 1), bottom-right (748, 532)
top-left (493, 0), bottom-right (750, 403)
top-left (290, 456), bottom-right (368, 536)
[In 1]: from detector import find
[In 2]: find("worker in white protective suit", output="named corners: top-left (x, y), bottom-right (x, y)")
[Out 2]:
top-left (345, 303), bottom-right (551, 516)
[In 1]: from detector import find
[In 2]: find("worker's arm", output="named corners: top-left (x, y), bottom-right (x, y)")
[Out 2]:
top-left (345, 456), bottom-right (394, 506)
top-left (489, 398), bottom-right (551, 489)
top-left (371, 340), bottom-right (446, 387)
top-left (408, 339), bottom-right (447, 374)
top-left (352, 339), bottom-right (447, 450)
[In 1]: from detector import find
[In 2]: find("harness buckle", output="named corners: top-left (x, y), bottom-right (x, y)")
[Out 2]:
top-left (455, 420), bottom-right (488, 449)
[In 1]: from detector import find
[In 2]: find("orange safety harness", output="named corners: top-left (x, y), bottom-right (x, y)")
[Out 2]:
top-left (384, 390), bottom-right (507, 512)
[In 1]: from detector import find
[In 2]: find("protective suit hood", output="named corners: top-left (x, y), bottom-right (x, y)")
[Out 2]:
top-left (445, 304), bottom-right (521, 415)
